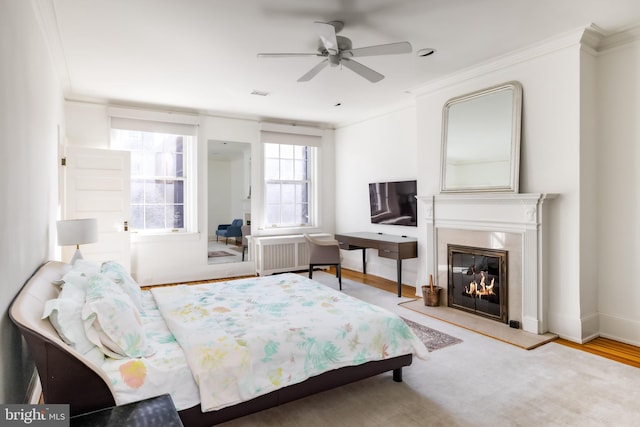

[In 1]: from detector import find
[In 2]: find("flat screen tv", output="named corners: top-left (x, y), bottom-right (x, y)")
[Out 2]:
top-left (369, 180), bottom-right (417, 226)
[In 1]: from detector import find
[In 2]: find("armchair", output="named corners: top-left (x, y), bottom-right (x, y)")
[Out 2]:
top-left (215, 219), bottom-right (243, 245)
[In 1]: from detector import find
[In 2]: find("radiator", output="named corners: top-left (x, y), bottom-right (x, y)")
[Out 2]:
top-left (254, 233), bottom-right (332, 276)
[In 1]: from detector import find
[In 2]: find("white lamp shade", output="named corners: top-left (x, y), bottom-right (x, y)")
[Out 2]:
top-left (57, 218), bottom-right (98, 246)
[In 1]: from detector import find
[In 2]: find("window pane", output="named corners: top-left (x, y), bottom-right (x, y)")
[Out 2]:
top-left (280, 144), bottom-right (294, 159)
top-left (295, 204), bottom-right (304, 224)
top-left (145, 180), bottom-right (164, 203)
top-left (280, 159), bottom-right (294, 180)
top-left (281, 204), bottom-right (295, 224)
top-left (266, 205), bottom-right (280, 224)
top-left (131, 180), bottom-right (144, 203)
top-left (131, 205), bottom-right (144, 229)
top-left (295, 183), bottom-right (308, 203)
top-left (293, 145), bottom-right (306, 159)
top-left (166, 180), bottom-right (184, 204)
top-left (141, 152), bottom-right (161, 176)
top-left (143, 136), bottom-right (163, 153)
top-left (265, 158), bottom-right (280, 180)
top-left (165, 153), bottom-right (176, 177)
top-left (168, 205), bottom-right (184, 229)
top-left (145, 205), bottom-right (165, 229)
top-left (265, 183), bottom-right (281, 204)
top-left (164, 136), bottom-right (183, 153)
top-left (130, 151), bottom-right (143, 176)
top-left (264, 143), bottom-right (279, 157)
top-left (281, 183), bottom-right (295, 203)
top-left (175, 153), bottom-right (183, 177)
top-left (293, 159), bottom-right (306, 180)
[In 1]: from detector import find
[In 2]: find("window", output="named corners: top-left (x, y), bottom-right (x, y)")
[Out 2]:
top-left (110, 115), bottom-right (197, 233)
top-left (264, 143), bottom-right (315, 227)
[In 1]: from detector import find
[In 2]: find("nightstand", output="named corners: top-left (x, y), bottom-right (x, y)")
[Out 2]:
top-left (71, 394), bottom-right (183, 427)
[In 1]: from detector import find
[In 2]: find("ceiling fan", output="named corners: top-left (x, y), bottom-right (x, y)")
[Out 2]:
top-left (257, 21), bottom-right (412, 83)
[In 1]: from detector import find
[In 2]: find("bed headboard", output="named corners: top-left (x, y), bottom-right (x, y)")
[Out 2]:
top-left (9, 261), bottom-right (116, 416)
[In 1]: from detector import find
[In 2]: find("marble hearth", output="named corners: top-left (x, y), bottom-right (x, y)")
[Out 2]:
top-left (417, 193), bottom-right (555, 335)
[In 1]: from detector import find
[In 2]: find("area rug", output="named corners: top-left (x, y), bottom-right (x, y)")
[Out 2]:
top-left (208, 250), bottom-right (235, 258)
top-left (399, 299), bottom-right (557, 350)
top-left (402, 316), bottom-right (462, 352)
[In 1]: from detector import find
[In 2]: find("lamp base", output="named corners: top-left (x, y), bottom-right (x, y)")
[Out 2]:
top-left (69, 249), bottom-right (84, 265)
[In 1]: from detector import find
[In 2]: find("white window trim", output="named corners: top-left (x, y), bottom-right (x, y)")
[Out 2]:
top-left (109, 107), bottom-right (199, 235)
top-left (259, 123), bottom-right (323, 232)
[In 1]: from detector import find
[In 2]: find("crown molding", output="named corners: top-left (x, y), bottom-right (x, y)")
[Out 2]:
top-left (597, 23), bottom-right (640, 52)
top-left (411, 26), bottom-right (601, 96)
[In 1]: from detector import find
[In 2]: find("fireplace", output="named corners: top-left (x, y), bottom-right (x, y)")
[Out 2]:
top-left (447, 245), bottom-right (508, 323)
top-left (418, 193), bottom-right (555, 334)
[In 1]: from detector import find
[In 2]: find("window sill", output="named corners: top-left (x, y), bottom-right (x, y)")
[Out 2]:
top-left (130, 231), bottom-right (201, 243)
top-left (257, 226), bottom-right (321, 236)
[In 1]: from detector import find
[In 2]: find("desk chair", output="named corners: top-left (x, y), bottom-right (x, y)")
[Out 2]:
top-left (304, 234), bottom-right (342, 290)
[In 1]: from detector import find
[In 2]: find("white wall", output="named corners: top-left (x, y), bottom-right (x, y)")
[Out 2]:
top-left (1, 0), bottom-right (64, 403)
top-left (334, 29), bottom-right (640, 345)
top-left (335, 107), bottom-right (420, 285)
top-left (596, 39), bottom-right (640, 345)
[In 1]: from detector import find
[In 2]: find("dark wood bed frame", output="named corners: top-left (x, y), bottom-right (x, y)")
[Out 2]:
top-left (10, 261), bottom-right (413, 426)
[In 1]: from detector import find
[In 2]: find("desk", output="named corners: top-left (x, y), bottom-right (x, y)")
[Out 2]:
top-left (335, 232), bottom-right (418, 297)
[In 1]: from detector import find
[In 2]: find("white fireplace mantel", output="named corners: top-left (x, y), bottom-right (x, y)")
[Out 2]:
top-left (417, 193), bottom-right (556, 334)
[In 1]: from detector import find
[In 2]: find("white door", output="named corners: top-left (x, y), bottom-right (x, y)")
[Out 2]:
top-left (62, 146), bottom-right (131, 270)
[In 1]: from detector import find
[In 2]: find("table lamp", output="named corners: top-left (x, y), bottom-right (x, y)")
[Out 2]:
top-left (57, 218), bottom-right (98, 264)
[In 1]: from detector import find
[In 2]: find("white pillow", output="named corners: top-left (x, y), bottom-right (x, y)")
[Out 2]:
top-left (42, 280), bottom-right (96, 355)
top-left (82, 274), bottom-right (154, 359)
top-left (100, 261), bottom-right (142, 311)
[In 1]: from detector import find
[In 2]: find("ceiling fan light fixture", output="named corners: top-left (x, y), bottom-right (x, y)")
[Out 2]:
top-left (417, 48), bottom-right (436, 57)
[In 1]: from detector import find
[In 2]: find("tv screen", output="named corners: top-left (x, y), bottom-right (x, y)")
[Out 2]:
top-left (369, 180), bottom-right (417, 226)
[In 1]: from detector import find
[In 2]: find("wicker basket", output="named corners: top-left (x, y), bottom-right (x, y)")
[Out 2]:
top-left (422, 285), bottom-right (441, 307)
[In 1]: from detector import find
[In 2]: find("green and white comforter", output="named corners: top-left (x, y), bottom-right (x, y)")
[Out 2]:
top-left (150, 273), bottom-right (429, 412)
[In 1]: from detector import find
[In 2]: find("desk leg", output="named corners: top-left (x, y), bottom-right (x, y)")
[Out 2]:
top-left (362, 248), bottom-right (367, 275)
top-left (396, 259), bottom-right (402, 297)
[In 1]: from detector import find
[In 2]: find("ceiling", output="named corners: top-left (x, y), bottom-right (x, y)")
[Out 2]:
top-left (46, 0), bottom-right (640, 127)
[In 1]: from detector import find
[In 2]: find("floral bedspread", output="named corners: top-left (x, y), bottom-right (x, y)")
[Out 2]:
top-left (151, 273), bottom-right (429, 412)
top-left (100, 291), bottom-right (200, 410)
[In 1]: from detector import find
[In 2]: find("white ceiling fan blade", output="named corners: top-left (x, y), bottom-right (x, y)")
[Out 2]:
top-left (343, 41), bottom-right (412, 58)
top-left (297, 59), bottom-right (329, 82)
top-left (314, 22), bottom-right (339, 55)
top-left (341, 58), bottom-right (384, 83)
top-left (257, 53), bottom-right (324, 58)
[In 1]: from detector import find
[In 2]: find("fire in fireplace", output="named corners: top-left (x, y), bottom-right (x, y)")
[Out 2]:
top-left (447, 245), bottom-right (508, 323)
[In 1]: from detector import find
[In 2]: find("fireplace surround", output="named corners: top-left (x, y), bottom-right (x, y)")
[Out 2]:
top-left (417, 193), bottom-right (555, 335)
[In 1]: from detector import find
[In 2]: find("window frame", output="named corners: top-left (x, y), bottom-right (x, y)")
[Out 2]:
top-left (109, 113), bottom-right (198, 235)
top-left (263, 143), bottom-right (317, 229)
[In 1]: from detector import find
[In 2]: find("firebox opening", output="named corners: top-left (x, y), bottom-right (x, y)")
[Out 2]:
top-left (447, 244), bottom-right (508, 323)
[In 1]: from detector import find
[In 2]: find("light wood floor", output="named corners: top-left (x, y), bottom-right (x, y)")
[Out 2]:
top-left (150, 267), bottom-right (640, 369)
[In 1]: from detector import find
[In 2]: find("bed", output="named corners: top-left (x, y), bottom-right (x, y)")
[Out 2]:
top-left (10, 260), bottom-right (428, 426)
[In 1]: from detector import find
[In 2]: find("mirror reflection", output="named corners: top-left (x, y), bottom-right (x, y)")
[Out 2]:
top-left (441, 81), bottom-right (522, 193)
top-left (207, 140), bottom-right (251, 264)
